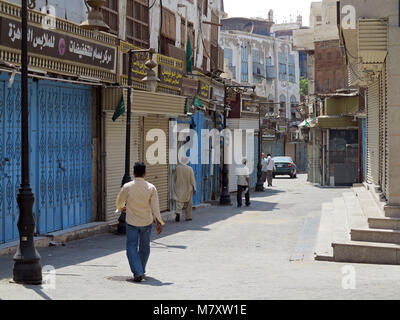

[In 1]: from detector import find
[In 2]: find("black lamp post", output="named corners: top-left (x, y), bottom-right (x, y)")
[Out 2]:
top-left (219, 84), bottom-right (256, 206)
top-left (255, 101), bottom-right (286, 192)
top-left (12, 0), bottom-right (42, 285)
top-left (254, 91), bottom-right (264, 192)
top-left (117, 48), bottom-right (158, 235)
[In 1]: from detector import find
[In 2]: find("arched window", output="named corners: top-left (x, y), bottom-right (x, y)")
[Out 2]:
top-left (268, 94), bottom-right (274, 102)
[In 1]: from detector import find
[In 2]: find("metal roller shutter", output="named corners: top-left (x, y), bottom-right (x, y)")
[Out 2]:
top-left (381, 64), bottom-right (389, 198)
top-left (143, 116), bottom-right (169, 212)
top-left (366, 80), bottom-right (380, 185)
top-left (105, 113), bottom-right (143, 223)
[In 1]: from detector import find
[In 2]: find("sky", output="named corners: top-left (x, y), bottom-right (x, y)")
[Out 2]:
top-left (223, 0), bottom-right (315, 26)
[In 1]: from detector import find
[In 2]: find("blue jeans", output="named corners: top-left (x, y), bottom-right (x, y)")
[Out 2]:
top-left (126, 223), bottom-right (152, 277)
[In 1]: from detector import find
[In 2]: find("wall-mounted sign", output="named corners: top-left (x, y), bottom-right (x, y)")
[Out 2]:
top-left (196, 73), bottom-right (210, 100)
top-left (1, 16), bottom-right (116, 72)
top-left (158, 63), bottom-right (183, 88)
top-left (156, 54), bottom-right (184, 94)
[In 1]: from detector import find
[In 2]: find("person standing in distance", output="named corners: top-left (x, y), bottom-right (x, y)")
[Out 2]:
top-left (261, 152), bottom-right (268, 186)
top-left (266, 154), bottom-right (276, 187)
top-left (116, 162), bottom-right (164, 282)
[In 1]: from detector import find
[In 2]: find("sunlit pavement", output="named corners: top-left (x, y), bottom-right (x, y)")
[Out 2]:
top-left (0, 174), bottom-right (399, 300)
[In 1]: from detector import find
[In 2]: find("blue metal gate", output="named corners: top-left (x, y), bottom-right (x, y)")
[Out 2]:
top-left (189, 111), bottom-right (203, 205)
top-left (362, 118), bottom-right (366, 181)
top-left (201, 116), bottom-right (212, 202)
top-left (0, 73), bottom-right (92, 244)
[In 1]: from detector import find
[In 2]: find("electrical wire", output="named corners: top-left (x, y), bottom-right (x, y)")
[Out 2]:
top-left (149, 0), bottom-right (157, 9)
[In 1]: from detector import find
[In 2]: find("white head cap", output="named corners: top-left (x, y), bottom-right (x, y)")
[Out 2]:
top-left (179, 155), bottom-right (190, 165)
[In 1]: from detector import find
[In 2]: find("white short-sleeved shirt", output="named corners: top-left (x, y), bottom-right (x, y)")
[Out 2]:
top-left (236, 165), bottom-right (250, 186)
top-left (266, 156), bottom-right (275, 171)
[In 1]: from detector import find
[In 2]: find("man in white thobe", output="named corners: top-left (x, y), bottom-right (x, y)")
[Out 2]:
top-left (173, 156), bottom-right (197, 222)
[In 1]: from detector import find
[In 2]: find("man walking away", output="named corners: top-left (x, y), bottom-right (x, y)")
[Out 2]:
top-left (266, 154), bottom-right (276, 187)
top-left (116, 162), bottom-right (164, 283)
top-left (173, 156), bottom-right (197, 222)
top-left (261, 152), bottom-right (268, 185)
top-left (237, 159), bottom-right (250, 208)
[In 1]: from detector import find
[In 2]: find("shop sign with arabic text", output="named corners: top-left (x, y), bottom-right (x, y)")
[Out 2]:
top-left (1, 16), bottom-right (116, 72)
top-left (197, 74), bottom-right (210, 100)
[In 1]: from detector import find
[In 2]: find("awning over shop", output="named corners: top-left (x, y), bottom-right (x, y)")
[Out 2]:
top-left (102, 87), bottom-right (186, 117)
top-left (298, 118), bottom-right (317, 128)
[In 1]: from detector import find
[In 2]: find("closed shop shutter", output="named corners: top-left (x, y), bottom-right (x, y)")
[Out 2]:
top-left (366, 80), bottom-right (380, 185)
top-left (143, 116), bottom-right (169, 212)
top-left (381, 64), bottom-right (389, 197)
top-left (105, 113), bottom-right (142, 223)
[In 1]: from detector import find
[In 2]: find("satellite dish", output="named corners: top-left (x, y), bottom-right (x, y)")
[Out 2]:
top-left (243, 21), bottom-right (254, 33)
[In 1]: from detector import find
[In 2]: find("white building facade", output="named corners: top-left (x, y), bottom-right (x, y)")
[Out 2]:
top-left (220, 30), bottom-right (300, 119)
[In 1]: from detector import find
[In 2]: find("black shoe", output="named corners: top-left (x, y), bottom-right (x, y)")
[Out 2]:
top-left (237, 204), bottom-right (242, 208)
top-left (133, 275), bottom-right (143, 282)
top-left (246, 203), bottom-right (251, 207)
top-left (185, 218), bottom-right (192, 221)
top-left (175, 213), bottom-right (180, 222)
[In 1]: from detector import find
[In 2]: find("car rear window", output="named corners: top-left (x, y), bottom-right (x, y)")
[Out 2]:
top-left (273, 157), bottom-right (292, 162)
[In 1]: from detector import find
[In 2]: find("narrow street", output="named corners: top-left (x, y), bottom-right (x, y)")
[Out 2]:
top-left (0, 174), bottom-right (399, 300)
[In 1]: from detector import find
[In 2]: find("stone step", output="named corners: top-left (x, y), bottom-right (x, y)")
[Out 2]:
top-left (314, 202), bottom-right (334, 261)
top-left (351, 228), bottom-right (400, 245)
top-left (332, 197), bottom-right (350, 242)
top-left (314, 197), bottom-right (351, 262)
top-left (363, 183), bottom-right (386, 215)
top-left (352, 186), bottom-right (382, 219)
top-left (332, 241), bottom-right (400, 265)
top-left (368, 217), bottom-right (400, 230)
top-left (384, 206), bottom-right (400, 218)
top-left (342, 191), bottom-right (368, 229)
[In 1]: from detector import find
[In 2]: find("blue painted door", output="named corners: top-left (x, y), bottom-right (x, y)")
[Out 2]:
top-left (362, 118), bottom-right (366, 181)
top-left (0, 73), bottom-right (92, 244)
top-left (33, 81), bottom-right (92, 234)
top-left (201, 116), bottom-right (212, 202)
top-left (189, 111), bottom-right (204, 205)
top-left (0, 74), bottom-right (27, 243)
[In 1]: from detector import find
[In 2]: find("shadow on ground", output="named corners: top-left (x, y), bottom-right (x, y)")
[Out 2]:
top-left (0, 195), bottom-right (279, 281)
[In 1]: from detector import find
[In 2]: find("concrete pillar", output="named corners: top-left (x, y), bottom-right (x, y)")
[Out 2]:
top-left (387, 16), bottom-right (400, 206)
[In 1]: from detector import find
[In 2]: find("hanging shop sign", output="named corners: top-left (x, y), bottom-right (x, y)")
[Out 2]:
top-left (120, 41), bottom-right (149, 88)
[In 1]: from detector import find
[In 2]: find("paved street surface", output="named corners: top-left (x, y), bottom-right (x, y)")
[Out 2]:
top-left (1, 174), bottom-right (400, 300)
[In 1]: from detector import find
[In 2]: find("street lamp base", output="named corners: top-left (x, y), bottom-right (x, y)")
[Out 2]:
top-left (13, 258), bottom-right (42, 285)
top-left (219, 193), bottom-right (232, 206)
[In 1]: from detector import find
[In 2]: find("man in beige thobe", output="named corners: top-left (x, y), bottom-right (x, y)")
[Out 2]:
top-left (173, 156), bottom-right (197, 222)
